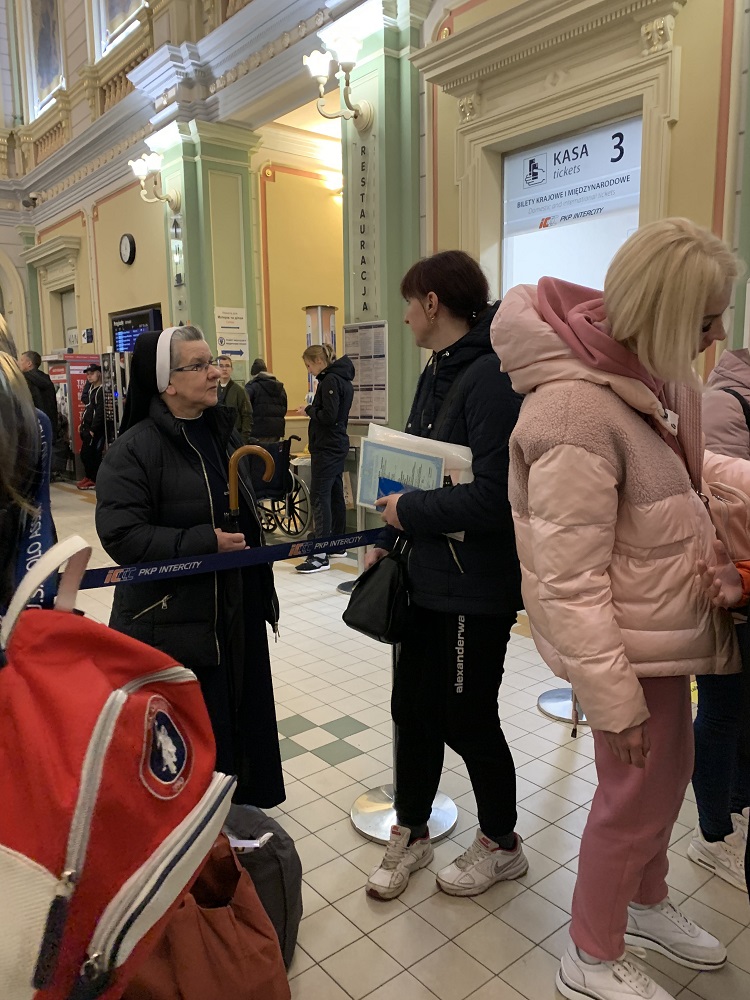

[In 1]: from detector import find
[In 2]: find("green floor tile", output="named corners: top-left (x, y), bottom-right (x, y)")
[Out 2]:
top-left (277, 715), bottom-right (317, 737)
top-left (311, 740), bottom-right (363, 764)
top-left (279, 738), bottom-right (307, 761)
top-left (320, 715), bottom-right (369, 738)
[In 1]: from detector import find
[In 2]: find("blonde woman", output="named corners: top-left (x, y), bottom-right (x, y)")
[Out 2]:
top-left (295, 343), bottom-right (354, 573)
top-left (492, 219), bottom-right (743, 1000)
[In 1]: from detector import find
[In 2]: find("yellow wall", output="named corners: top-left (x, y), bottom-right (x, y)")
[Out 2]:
top-left (263, 168), bottom-right (345, 410)
top-left (92, 183), bottom-right (170, 346)
top-left (668, 4), bottom-right (723, 226)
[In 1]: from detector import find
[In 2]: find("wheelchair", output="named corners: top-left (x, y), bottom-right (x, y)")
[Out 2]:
top-left (248, 435), bottom-right (313, 538)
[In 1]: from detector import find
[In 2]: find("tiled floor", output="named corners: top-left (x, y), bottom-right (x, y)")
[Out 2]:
top-left (52, 483), bottom-right (750, 1000)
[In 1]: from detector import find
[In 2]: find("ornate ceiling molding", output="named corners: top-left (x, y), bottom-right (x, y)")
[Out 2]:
top-left (411, 0), bottom-right (687, 94)
top-left (208, 8), bottom-right (330, 97)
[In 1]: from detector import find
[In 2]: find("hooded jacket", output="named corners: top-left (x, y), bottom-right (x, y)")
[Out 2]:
top-left (703, 349), bottom-right (750, 459)
top-left (23, 366), bottom-right (58, 436)
top-left (245, 372), bottom-right (287, 440)
top-left (385, 303), bottom-right (523, 615)
top-left (96, 397), bottom-right (279, 671)
top-left (492, 281), bottom-right (741, 734)
top-left (306, 355), bottom-right (355, 454)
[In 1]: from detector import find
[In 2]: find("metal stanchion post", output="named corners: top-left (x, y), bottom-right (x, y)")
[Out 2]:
top-left (337, 445), bottom-right (363, 596)
top-left (537, 685), bottom-right (588, 726)
top-left (336, 502), bottom-right (364, 596)
top-left (350, 647), bottom-right (458, 845)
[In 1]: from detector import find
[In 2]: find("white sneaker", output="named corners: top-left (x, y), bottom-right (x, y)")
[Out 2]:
top-left (366, 825), bottom-right (434, 900)
top-left (436, 830), bottom-right (528, 896)
top-left (557, 939), bottom-right (675, 999)
top-left (624, 899), bottom-right (726, 970)
top-left (688, 825), bottom-right (745, 891)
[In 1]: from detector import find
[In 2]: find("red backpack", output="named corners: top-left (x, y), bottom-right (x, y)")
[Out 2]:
top-left (0, 536), bottom-right (236, 1000)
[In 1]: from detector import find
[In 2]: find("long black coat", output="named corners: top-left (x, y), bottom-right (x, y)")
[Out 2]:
top-left (245, 373), bottom-right (287, 440)
top-left (24, 367), bottom-right (58, 437)
top-left (95, 397), bottom-right (284, 807)
top-left (385, 304), bottom-right (524, 616)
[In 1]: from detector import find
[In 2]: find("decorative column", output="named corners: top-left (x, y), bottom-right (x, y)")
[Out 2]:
top-left (145, 119), bottom-right (262, 383)
top-left (339, 0), bottom-right (430, 431)
top-left (17, 224), bottom-right (42, 352)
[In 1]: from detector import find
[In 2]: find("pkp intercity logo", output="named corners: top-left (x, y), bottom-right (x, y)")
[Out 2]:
top-left (523, 154), bottom-right (547, 188)
top-left (104, 566), bottom-right (136, 584)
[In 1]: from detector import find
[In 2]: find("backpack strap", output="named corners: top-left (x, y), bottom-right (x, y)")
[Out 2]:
top-left (1, 535), bottom-right (92, 648)
top-left (720, 388), bottom-right (750, 436)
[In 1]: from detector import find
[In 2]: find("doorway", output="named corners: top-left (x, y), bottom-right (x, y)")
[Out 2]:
top-left (60, 288), bottom-right (78, 350)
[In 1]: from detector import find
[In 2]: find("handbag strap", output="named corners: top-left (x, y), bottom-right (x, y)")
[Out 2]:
top-left (720, 388), bottom-right (750, 436)
top-left (429, 356), bottom-right (483, 441)
top-left (1, 535), bottom-right (91, 648)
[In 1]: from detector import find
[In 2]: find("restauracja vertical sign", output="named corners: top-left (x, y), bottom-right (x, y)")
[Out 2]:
top-left (348, 132), bottom-right (380, 321)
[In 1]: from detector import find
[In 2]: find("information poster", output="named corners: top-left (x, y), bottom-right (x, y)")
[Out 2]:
top-left (343, 321), bottom-right (387, 423)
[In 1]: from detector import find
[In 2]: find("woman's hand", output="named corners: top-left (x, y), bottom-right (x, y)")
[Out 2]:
top-left (214, 529), bottom-right (247, 552)
top-left (375, 493), bottom-right (404, 531)
top-left (364, 546), bottom-right (389, 571)
top-left (601, 722), bottom-right (650, 768)
top-left (296, 405), bottom-right (308, 416)
top-left (697, 539), bottom-right (743, 608)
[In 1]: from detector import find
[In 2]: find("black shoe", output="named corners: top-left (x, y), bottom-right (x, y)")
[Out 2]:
top-left (296, 555), bottom-right (330, 574)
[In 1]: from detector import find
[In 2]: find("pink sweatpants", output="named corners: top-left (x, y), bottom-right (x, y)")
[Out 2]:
top-left (570, 676), bottom-right (694, 961)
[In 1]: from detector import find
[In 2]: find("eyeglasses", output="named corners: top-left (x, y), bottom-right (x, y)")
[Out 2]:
top-left (170, 358), bottom-right (220, 374)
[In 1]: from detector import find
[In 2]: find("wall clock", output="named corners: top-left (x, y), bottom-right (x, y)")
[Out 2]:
top-left (120, 233), bottom-right (136, 265)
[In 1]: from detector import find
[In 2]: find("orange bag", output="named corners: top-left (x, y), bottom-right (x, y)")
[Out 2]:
top-left (122, 836), bottom-right (290, 1000)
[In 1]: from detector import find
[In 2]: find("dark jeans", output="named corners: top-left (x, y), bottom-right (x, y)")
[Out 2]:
top-left (310, 450), bottom-right (346, 541)
top-left (80, 437), bottom-right (103, 482)
top-left (392, 603), bottom-right (518, 840)
top-left (692, 624), bottom-right (750, 841)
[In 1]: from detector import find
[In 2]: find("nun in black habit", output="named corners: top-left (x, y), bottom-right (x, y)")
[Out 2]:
top-left (95, 326), bottom-right (285, 807)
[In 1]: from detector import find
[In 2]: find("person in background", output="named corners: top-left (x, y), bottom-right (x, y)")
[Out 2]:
top-left (19, 351), bottom-right (58, 438)
top-left (295, 343), bottom-right (354, 574)
top-left (95, 326), bottom-right (283, 808)
top-left (0, 326), bottom-right (46, 611)
top-left (77, 363), bottom-right (104, 491)
top-left (689, 351), bottom-right (750, 890)
top-left (493, 218), bottom-right (739, 1000)
top-left (245, 358), bottom-right (287, 442)
top-left (365, 250), bottom-right (526, 902)
top-left (217, 355), bottom-right (252, 443)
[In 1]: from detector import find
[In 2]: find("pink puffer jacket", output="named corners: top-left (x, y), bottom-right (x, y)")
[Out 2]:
top-left (703, 349), bottom-right (750, 459)
top-left (492, 284), bottom-right (741, 734)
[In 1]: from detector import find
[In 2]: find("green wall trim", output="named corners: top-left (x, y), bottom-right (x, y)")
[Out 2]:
top-left (732, 120), bottom-right (750, 348)
top-left (341, 27), bottom-right (423, 431)
top-left (153, 121), bottom-right (261, 383)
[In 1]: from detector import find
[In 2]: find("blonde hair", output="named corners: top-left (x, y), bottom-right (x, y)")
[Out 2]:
top-left (302, 343), bottom-right (336, 366)
top-left (604, 218), bottom-right (740, 382)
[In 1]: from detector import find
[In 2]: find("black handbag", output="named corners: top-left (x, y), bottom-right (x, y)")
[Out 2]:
top-left (342, 539), bottom-right (410, 643)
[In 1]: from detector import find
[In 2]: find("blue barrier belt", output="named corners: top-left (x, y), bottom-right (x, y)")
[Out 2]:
top-left (80, 529), bottom-right (383, 590)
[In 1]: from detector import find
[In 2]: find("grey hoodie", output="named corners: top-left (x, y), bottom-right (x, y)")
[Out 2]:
top-left (703, 349), bottom-right (750, 459)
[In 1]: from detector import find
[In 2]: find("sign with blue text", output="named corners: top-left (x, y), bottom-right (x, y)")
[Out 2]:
top-left (503, 118), bottom-right (642, 238)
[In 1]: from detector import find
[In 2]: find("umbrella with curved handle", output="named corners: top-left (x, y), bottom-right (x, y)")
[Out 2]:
top-left (225, 445), bottom-right (275, 532)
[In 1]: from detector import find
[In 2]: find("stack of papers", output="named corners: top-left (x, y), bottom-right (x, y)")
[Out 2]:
top-left (356, 424), bottom-right (474, 513)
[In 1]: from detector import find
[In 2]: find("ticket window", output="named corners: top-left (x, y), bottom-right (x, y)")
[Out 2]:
top-left (501, 117), bottom-right (642, 294)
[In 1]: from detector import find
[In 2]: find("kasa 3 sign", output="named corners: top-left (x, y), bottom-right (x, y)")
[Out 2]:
top-left (503, 118), bottom-right (642, 237)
